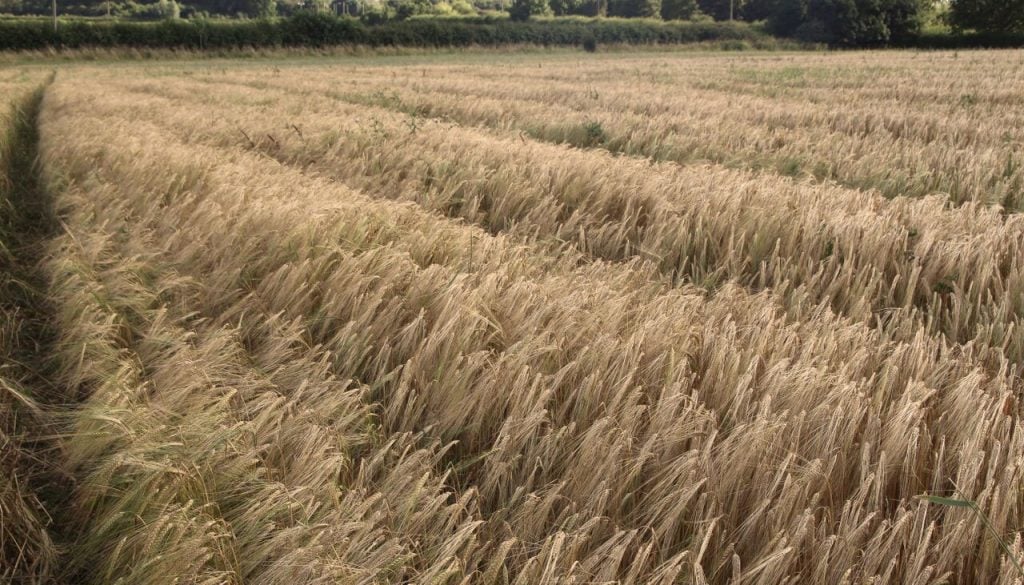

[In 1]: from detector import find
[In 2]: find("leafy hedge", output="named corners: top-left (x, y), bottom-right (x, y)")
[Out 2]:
top-left (0, 14), bottom-right (771, 50)
top-left (898, 30), bottom-right (1024, 48)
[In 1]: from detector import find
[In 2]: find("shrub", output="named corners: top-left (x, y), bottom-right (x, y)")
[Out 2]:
top-left (581, 29), bottom-right (597, 48)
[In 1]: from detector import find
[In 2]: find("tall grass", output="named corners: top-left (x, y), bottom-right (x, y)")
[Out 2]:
top-left (33, 59), bottom-right (1024, 583)
top-left (0, 79), bottom-right (58, 584)
top-left (313, 52), bottom-right (1024, 209)
top-left (78, 73), bottom-right (1024, 371)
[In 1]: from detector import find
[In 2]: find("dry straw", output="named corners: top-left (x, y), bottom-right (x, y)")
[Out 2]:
top-left (25, 52), bottom-right (1024, 585)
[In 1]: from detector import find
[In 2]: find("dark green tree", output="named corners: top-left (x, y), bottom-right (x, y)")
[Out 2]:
top-left (638, 0), bottom-right (661, 16)
top-left (188, 0), bottom-right (278, 16)
top-left (697, 0), bottom-right (743, 19)
top-left (882, 0), bottom-right (927, 41)
top-left (587, 0), bottom-right (607, 13)
top-left (609, 0), bottom-right (660, 17)
top-left (251, 0), bottom-right (276, 16)
top-left (509, 0), bottom-right (551, 19)
top-left (741, 0), bottom-right (777, 20)
top-left (660, 0), bottom-right (696, 17)
top-left (389, 0), bottom-right (432, 18)
top-left (950, 0), bottom-right (1024, 32)
top-left (768, 0), bottom-right (923, 43)
top-left (549, 0), bottom-right (587, 14)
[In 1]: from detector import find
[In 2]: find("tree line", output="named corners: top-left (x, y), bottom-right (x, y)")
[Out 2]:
top-left (512, 0), bottom-right (1023, 44)
top-left (0, 0), bottom-right (1021, 45)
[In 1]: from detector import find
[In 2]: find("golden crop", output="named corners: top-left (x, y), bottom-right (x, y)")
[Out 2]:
top-left (3, 49), bottom-right (1024, 584)
top-left (0, 73), bottom-right (57, 585)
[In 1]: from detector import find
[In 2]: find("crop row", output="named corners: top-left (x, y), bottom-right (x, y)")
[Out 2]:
top-left (34, 70), bottom-right (1024, 583)
top-left (0, 78), bottom-right (58, 585)
top-left (307, 53), bottom-right (1024, 208)
top-left (106, 71), bottom-right (1024, 371)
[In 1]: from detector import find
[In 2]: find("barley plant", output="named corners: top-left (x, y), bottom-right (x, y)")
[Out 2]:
top-left (2, 50), bottom-right (1024, 584)
top-left (0, 74), bottom-right (59, 584)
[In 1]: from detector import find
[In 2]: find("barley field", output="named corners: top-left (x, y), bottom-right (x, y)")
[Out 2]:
top-left (3, 49), bottom-right (1024, 584)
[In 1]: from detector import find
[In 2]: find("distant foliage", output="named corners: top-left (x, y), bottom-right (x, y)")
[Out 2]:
top-left (675, 0), bottom-right (930, 44)
top-left (767, 0), bottom-right (925, 44)
top-left (387, 0), bottom-right (437, 19)
top-left (904, 28), bottom-right (1024, 45)
top-left (637, 0), bottom-right (660, 16)
top-left (1, 0), bottom-right (1009, 44)
top-left (608, 0), bottom-right (661, 17)
top-left (949, 0), bottom-right (1024, 32)
top-left (508, 0), bottom-right (551, 20)
top-left (157, 0), bottom-right (182, 17)
top-left (450, 0), bottom-right (476, 14)
top-left (548, 0), bottom-right (589, 14)
top-left (696, 0), bottom-right (737, 20)
top-left (0, 15), bottom-right (768, 49)
top-left (660, 0), bottom-right (696, 19)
